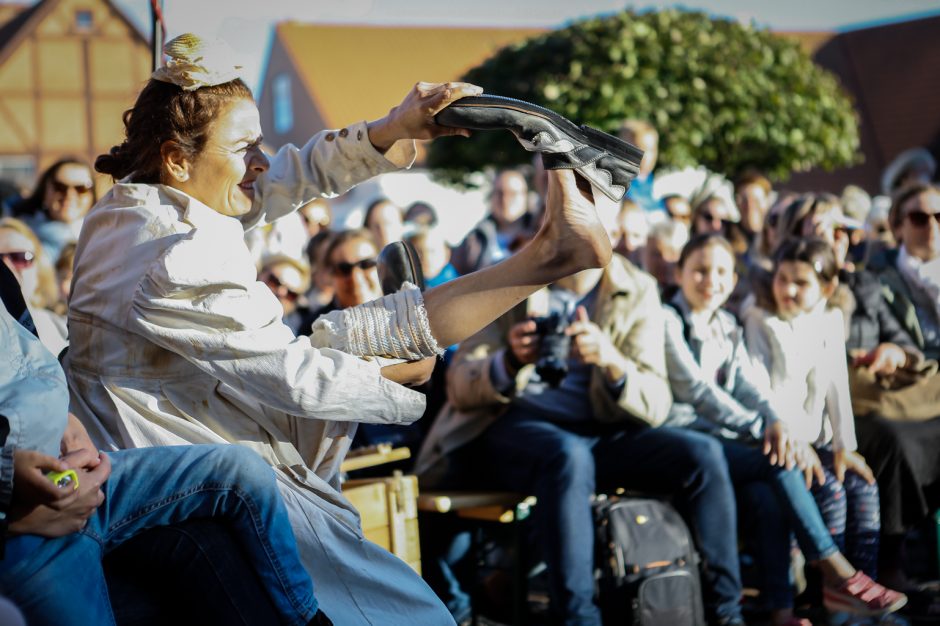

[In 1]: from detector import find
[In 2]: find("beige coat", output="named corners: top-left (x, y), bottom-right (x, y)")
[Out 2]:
top-left (415, 255), bottom-right (672, 485)
top-left (65, 123), bottom-right (454, 625)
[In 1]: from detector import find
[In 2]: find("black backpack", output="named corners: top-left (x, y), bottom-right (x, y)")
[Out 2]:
top-left (594, 496), bottom-right (706, 626)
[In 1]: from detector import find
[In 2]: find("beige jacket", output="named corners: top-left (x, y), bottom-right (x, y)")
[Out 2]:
top-left (415, 255), bottom-right (672, 484)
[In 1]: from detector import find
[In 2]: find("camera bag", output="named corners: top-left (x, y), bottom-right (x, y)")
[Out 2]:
top-left (594, 496), bottom-right (705, 626)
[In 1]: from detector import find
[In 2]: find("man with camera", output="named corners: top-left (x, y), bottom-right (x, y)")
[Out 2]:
top-left (415, 200), bottom-right (747, 626)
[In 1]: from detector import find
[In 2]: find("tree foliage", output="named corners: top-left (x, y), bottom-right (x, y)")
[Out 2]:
top-left (428, 9), bottom-right (860, 184)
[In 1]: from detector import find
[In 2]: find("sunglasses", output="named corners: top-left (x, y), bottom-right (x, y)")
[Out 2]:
top-left (906, 210), bottom-right (940, 228)
top-left (698, 211), bottom-right (724, 223)
top-left (333, 258), bottom-right (377, 276)
top-left (262, 273), bottom-right (302, 300)
top-left (0, 250), bottom-right (35, 269)
top-left (51, 180), bottom-right (93, 195)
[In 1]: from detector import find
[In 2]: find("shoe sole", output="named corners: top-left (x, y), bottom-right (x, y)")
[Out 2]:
top-left (824, 591), bottom-right (908, 617)
top-left (436, 94), bottom-right (644, 164)
top-left (377, 240), bottom-right (425, 295)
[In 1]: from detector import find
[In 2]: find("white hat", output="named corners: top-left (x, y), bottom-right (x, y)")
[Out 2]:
top-left (151, 33), bottom-right (243, 91)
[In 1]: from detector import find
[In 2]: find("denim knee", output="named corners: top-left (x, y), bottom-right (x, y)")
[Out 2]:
top-left (685, 436), bottom-right (729, 480)
top-left (544, 437), bottom-right (595, 491)
top-left (199, 444), bottom-right (276, 491)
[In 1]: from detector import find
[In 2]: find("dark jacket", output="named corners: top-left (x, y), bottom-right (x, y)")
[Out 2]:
top-left (842, 268), bottom-right (920, 357)
top-left (868, 248), bottom-right (939, 361)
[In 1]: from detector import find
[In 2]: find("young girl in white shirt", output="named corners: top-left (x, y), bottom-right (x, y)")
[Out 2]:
top-left (744, 237), bottom-right (903, 619)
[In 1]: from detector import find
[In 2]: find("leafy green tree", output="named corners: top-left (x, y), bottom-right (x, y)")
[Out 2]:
top-left (428, 9), bottom-right (859, 184)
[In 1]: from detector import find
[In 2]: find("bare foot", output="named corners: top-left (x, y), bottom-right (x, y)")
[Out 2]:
top-left (528, 169), bottom-right (612, 283)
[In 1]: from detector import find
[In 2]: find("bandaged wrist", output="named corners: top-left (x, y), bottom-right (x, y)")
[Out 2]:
top-left (310, 283), bottom-right (443, 359)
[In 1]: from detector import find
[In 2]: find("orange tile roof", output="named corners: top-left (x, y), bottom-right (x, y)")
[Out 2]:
top-left (274, 22), bottom-right (545, 128)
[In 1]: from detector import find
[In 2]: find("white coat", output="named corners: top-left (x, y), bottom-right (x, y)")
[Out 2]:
top-left (65, 122), bottom-right (455, 624)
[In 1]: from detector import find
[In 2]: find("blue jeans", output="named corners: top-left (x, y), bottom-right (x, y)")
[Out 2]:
top-left (721, 439), bottom-right (838, 610)
top-left (106, 519), bottom-right (283, 625)
top-left (0, 445), bottom-right (318, 626)
top-left (474, 410), bottom-right (743, 626)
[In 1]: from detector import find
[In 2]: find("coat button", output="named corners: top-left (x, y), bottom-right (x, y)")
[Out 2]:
top-left (339, 128), bottom-right (349, 138)
top-left (325, 133), bottom-right (335, 142)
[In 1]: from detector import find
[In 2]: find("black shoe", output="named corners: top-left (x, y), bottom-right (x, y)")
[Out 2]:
top-left (377, 240), bottom-right (425, 295)
top-left (434, 94), bottom-right (644, 202)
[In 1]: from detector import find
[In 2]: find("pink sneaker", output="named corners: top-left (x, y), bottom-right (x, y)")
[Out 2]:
top-left (823, 571), bottom-right (908, 616)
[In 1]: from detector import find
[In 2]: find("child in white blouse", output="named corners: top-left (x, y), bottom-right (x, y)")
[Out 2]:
top-left (744, 237), bottom-right (902, 619)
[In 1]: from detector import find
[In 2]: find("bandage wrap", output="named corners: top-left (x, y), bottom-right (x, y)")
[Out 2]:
top-left (310, 283), bottom-right (443, 359)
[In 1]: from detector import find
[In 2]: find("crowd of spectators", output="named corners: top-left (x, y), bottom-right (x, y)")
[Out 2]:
top-left (1, 39), bottom-right (939, 626)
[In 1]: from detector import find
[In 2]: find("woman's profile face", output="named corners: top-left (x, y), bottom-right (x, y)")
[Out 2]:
top-left (43, 163), bottom-right (94, 223)
top-left (176, 98), bottom-right (270, 217)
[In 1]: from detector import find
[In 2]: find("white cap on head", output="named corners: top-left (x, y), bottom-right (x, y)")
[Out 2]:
top-left (151, 33), bottom-right (243, 91)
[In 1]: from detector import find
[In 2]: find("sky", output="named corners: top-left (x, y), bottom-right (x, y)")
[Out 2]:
top-left (8, 0), bottom-right (940, 91)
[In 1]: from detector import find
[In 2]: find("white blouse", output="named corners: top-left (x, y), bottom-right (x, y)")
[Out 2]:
top-left (743, 303), bottom-right (858, 451)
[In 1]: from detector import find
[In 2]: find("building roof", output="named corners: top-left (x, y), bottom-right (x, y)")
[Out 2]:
top-left (0, 0), bottom-right (147, 66)
top-left (271, 22), bottom-right (545, 128)
top-left (0, 2), bottom-right (29, 27)
top-left (0, 0), bottom-right (44, 63)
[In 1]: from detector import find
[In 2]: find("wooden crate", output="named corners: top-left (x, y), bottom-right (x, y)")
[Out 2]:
top-left (343, 471), bottom-right (421, 574)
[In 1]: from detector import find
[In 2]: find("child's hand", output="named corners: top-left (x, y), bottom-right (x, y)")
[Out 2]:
top-left (833, 448), bottom-right (875, 485)
top-left (793, 442), bottom-right (825, 489)
top-left (762, 420), bottom-right (794, 469)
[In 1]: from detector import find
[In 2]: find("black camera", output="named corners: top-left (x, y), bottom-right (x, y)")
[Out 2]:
top-left (533, 310), bottom-right (571, 388)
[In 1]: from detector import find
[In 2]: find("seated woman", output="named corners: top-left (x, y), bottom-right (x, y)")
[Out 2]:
top-left (663, 234), bottom-right (905, 625)
top-left (0, 261), bottom-right (328, 626)
top-left (11, 158), bottom-right (96, 263)
top-left (65, 34), bottom-right (614, 624)
top-left (0, 217), bottom-right (68, 355)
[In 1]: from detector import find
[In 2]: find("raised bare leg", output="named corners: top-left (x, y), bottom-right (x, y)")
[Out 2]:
top-left (421, 168), bottom-right (610, 348)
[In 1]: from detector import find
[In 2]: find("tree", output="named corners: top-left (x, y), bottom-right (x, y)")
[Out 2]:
top-left (428, 9), bottom-right (860, 184)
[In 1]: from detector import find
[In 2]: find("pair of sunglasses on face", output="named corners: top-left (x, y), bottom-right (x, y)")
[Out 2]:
top-left (906, 210), bottom-right (940, 228)
top-left (0, 251), bottom-right (35, 269)
top-left (697, 210), bottom-right (728, 224)
top-left (262, 273), bottom-right (302, 301)
top-left (333, 258), bottom-right (377, 277)
top-left (51, 180), bottom-right (93, 195)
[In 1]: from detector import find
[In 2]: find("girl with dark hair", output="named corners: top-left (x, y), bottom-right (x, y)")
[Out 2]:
top-left (664, 234), bottom-right (904, 626)
top-left (12, 158), bottom-right (96, 262)
top-left (743, 238), bottom-right (906, 620)
top-left (65, 34), bottom-right (615, 624)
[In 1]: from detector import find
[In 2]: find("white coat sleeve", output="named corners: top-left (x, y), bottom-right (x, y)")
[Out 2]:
top-left (128, 233), bottom-right (425, 425)
top-left (242, 121), bottom-right (416, 231)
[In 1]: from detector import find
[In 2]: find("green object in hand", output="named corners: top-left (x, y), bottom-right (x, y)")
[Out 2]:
top-left (46, 469), bottom-right (79, 490)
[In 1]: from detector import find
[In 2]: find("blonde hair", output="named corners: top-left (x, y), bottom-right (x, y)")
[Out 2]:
top-left (0, 217), bottom-right (58, 308)
top-left (618, 119), bottom-right (658, 144)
